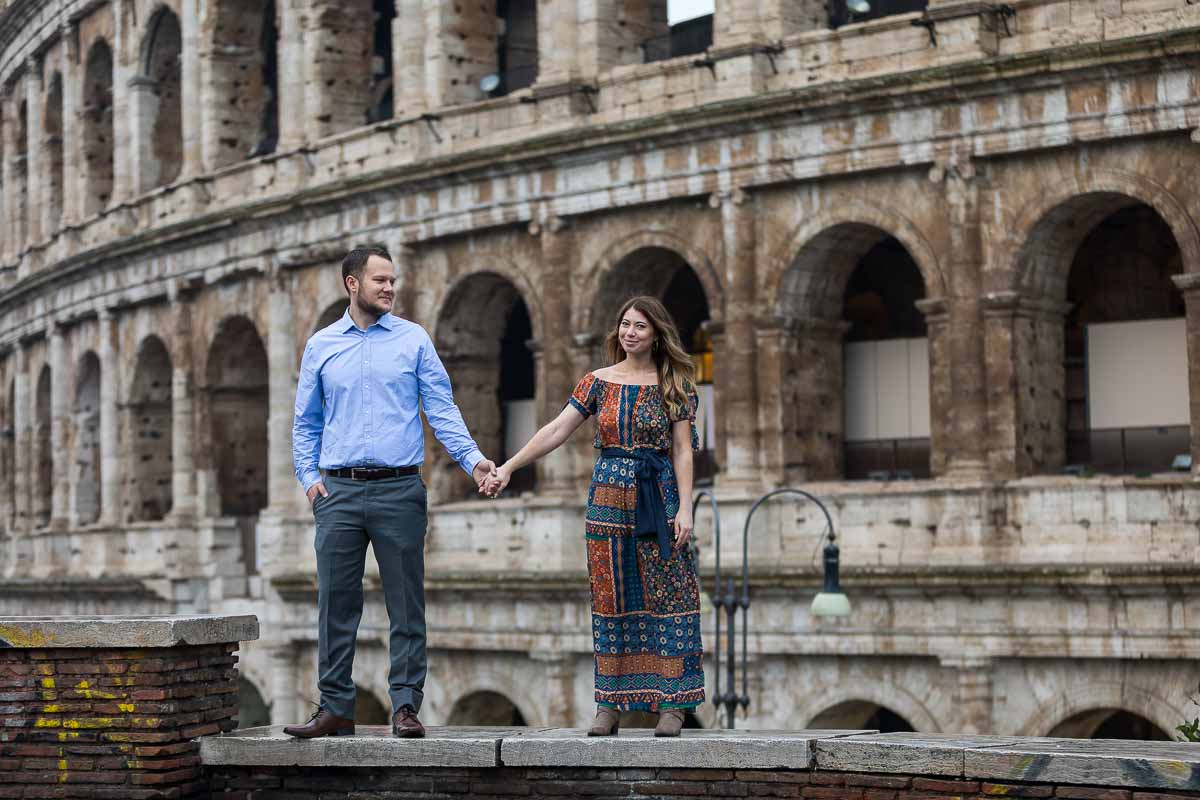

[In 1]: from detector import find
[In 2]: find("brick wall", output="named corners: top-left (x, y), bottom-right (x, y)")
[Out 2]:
top-left (206, 766), bottom-right (1200, 800)
top-left (0, 642), bottom-right (240, 799)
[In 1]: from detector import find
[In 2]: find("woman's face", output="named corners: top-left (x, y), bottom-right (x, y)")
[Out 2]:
top-left (618, 306), bottom-right (656, 358)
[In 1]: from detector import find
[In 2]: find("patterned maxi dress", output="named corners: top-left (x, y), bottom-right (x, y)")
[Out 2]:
top-left (569, 372), bottom-right (706, 712)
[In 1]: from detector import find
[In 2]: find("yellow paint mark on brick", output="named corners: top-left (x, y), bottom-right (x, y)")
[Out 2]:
top-left (34, 718), bottom-right (61, 728)
top-left (55, 731), bottom-right (80, 742)
top-left (118, 703), bottom-right (136, 713)
top-left (57, 759), bottom-right (67, 770)
top-left (41, 704), bottom-right (62, 713)
top-left (0, 624), bottom-right (55, 647)
top-left (76, 681), bottom-right (89, 689)
top-left (41, 678), bottom-right (55, 689)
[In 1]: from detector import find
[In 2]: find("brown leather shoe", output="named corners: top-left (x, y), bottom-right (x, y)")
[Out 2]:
top-left (655, 708), bottom-right (685, 738)
top-left (282, 709), bottom-right (354, 739)
top-left (392, 706), bottom-right (426, 738)
top-left (587, 706), bottom-right (620, 737)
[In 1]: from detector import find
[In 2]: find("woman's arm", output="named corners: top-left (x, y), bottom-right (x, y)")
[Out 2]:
top-left (485, 404), bottom-right (588, 495)
top-left (671, 418), bottom-right (694, 547)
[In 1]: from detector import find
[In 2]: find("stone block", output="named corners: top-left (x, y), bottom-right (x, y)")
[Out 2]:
top-left (814, 734), bottom-right (1027, 777)
top-left (963, 739), bottom-right (1200, 790)
top-left (502, 729), bottom-right (869, 769)
top-left (0, 616), bottom-right (258, 649)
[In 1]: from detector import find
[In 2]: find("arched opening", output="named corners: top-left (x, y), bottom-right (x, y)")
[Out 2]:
top-left (778, 225), bottom-right (931, 481)
top-left (206, 317), bottom-right (268, 572)
top-left (495, 0), bottom-right (538, 94)
top-left (205, 0), bottom-right (279, 165)
top-left (74, 352), bottom-right (102, 526)
top-left (137, 8), bottom-right (183, 189)
top-left (809, 700), bottom-right (917, 732)
top-left (43, 72), bottom-right (64, 229)
top-left (34, 365), bottom-right (51, 528)
top-left (654, 1), bottom-right (711, 61)
top-left (1062, 204), bottom-right (1186, 476)
top-left (842, 236), bottom-right (930, 480)
top-left (355, 686), bottom-right (390, 725)
top-left (447, 691), bottom-right (528, 726)
top-left (82, 40), bottom-right (115, 215)
top-left (367, 0), bottom-right (395, 122)
top-left (124, 336), bottom-right (173, 522)
top-left (1048, 708), bottom-right (1170, 740)
top-left (315, 301), bottom-right (346, 333)
top-left (433, 273), bottom-right (536, 501)
top-left (237, 677), bottom-right (270, 728)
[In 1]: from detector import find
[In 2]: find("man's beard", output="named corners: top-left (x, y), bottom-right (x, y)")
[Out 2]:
top-left (355, 293), bottom-right (390, 317)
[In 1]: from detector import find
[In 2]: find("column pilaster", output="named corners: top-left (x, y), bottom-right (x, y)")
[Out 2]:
top-left (59, 24), bottom-right (81, 226)
top-left (275, 0), bottom-right (308, 151)
top-left (48, 323), bottom-right (70, 530)
top-left (266, 271), bottom-right (303, 513)
top-left (940, 656), bottom-right (994, 735)
top-left (1172, 272), bottom-right (1200, 479)
top-left (24, 58), bottom-right (43, 245)
top-left (0, 91), bottom-right (14, 262)
top-left (268, 645), bottom-right (301, 725)
top-left (98, 309), bottom-right (120, 525)
top-left (170, 286), bottom-right (197, 521)
top-left (534, 216), bottom-right (577, 496)
top-left (178, 0), bottom-right (202, 177)
top-left (11, 347), bottom-right (29, 532)
top-left (110, 0), bottom-right (134, 203)
top-left (529, 650), bottom-right (577, 727)
top-left (715, 189), bottom-right (760, 489)
top-left (916, 298), bottom-right (951, 479)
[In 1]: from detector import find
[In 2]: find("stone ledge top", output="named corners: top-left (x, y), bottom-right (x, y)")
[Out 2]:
top-left (202, 728), bottom-right (1200, 790)
top-left (0, 615), bottom-right (260, 648)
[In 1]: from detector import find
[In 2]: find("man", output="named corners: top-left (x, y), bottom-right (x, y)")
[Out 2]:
top-left (286, 245), bottom-right (494, 739)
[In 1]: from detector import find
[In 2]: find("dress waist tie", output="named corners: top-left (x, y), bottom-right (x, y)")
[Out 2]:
top-left (600, 447), bottom-right (673, 561)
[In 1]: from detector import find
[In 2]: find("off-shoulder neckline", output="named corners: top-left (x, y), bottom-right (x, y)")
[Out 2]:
top-left (589, 371), bottom-right (660, 388)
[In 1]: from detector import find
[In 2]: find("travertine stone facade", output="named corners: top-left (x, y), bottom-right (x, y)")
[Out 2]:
top-left (0, 0), bottom-right (1198, 737)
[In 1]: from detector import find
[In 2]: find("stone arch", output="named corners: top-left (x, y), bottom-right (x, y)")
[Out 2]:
top-left (204, 315), bottom-right (269, 520)
top-left (1006, 185), bottom-right (1191, 476)
top-left (82, 39), bottom-right (115, 215)
top-left (237, 676), bottom-right (271, 728)
top-left (808, 700), bottom-right (917, 733)
top-left (803, 680), bottom-right (942, 734)
top-left (73, 351), bottom-right (102, 526)
top-left (136, 6), bottom-right (183, 189)
top-left (33, 365), bottom-right (51, 527)
top-left (579, 229), bottom-right (723, 337)
top-left (767, 203), bottom-right (946, 321)
top-left (431, 271), bottom-right (539, 501)
top-left (445, 680), bottom-right (538, 728)
top-left (1016, 681), bottom-right (1183, 740)
top-left (43, 72), bottom-right (64, 228)
top-left (124, 335), bottom-right (173, 522)
top-left (770, 213), bottom-right (938, 481)
top-left (202, 0), bottom-right (279, 166)
top-left (447, 690), bottom-right (529, 726)
top-left (1047, 709), bottom-right (1170, 740)
top-left (314, 300), bottom-right (347, 333)
top-left (1010, 171), bottom-right (1200, 298)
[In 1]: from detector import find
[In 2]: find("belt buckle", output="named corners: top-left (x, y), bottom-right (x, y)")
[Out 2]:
top-left (350, 467), bottom-right (368, 480)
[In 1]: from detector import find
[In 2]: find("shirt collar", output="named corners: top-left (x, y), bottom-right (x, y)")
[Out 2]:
top-left (339, 308), bottom-right (397, 333)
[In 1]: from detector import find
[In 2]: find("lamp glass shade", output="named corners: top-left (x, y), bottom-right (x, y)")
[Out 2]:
top-left (847, 0), bottom-right (871, 12)
top-left (811, 591), bottom-right (852, 618)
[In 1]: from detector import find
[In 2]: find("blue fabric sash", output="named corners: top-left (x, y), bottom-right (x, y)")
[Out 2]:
top-left (601, 447), bottom-right (673, 561)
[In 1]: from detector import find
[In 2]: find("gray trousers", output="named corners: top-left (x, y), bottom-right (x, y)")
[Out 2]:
top-left (312, 474), bottom-right (428, 718)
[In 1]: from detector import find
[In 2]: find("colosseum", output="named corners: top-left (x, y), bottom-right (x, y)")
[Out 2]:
top-left (0, 0), bottom-right (1198, 737)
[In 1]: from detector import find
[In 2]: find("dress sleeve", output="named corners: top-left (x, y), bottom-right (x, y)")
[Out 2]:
top-left (669, 382), bottom-right (701, 452)
top-left (567, 372), bottom-right (600, 418)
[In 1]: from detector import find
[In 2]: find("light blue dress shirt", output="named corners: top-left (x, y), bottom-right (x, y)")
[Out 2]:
top-left (292, 308), bottom-right (484, 492)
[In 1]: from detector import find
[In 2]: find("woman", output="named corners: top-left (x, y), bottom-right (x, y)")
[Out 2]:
top-left (483, 295), bottom-right (705, 737)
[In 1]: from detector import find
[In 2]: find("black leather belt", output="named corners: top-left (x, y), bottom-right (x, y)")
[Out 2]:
top-left (324, 465), bottom-right (421, 480)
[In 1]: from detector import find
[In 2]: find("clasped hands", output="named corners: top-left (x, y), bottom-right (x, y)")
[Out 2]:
top-left (472, 459), bottom-right (509, 498)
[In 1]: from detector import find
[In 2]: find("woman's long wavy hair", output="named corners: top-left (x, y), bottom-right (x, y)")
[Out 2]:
top-left (603, 296), bottom-right (696, 419)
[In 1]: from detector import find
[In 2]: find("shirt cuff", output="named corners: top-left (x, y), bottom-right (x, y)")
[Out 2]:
top-left (460, 449), bottom-right (486, 477)
top-left (299, 469), bottom-right (323, 493)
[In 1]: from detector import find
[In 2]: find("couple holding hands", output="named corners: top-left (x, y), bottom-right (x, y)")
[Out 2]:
top-left (288, 245), bottom-right (704, 741)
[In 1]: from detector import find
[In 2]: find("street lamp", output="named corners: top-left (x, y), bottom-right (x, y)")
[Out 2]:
top-left (810, 527), bottom-right (851, 618)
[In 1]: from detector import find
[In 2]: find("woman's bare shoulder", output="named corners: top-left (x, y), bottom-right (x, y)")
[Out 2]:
top-left (590, 366), bottom-right (615, 381)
